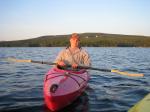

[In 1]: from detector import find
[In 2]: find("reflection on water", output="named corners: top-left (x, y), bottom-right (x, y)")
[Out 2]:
top-left (43, 92), bottom-right (89, 112)
top-left (2, 92), bottom-right (89, 112)
top-left (0, 47), bottom-right (150, 112)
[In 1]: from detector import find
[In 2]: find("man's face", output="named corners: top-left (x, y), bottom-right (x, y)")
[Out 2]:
top-left (70, 37), bottom-right (80, 47)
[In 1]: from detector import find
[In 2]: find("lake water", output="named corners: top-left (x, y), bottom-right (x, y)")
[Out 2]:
top-left (0, 47), bottom-right (150, 112)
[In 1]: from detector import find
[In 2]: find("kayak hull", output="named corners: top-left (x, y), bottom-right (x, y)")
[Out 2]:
top-left (128, 93), bottom-right (150, 112)
top-left (43, 68), bottom-right (89, 111)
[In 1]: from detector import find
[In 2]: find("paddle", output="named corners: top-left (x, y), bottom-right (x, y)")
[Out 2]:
top-left (7, 58), bottom-right (144, 77)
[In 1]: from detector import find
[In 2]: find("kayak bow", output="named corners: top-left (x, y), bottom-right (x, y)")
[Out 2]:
top-left (43, 68), bottom-right (89, 111)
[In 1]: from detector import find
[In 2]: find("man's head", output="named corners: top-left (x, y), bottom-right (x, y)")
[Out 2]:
top-left (70, 33), bottom-right (80, 47)
top-left (70, 33), bottom-right (80, 40)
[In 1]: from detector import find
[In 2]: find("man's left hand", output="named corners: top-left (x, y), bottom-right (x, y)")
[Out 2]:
top-left (72, 63), bottom-right (78, 69)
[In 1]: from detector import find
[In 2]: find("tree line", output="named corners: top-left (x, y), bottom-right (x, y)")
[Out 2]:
top-left (0, 33), bottom-right (150, 47)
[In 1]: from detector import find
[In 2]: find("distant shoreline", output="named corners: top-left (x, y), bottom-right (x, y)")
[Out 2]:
top-left (0, 33), bottom-right (150, 47)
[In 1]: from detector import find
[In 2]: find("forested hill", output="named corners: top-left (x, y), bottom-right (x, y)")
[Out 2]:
top-left (0, 33), bottom-right (150, 47)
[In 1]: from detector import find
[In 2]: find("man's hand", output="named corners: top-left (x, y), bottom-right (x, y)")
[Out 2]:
top-left (72, 63), bottom-right (78, 69)
top-left (57, 61), bottom-right (66, 66)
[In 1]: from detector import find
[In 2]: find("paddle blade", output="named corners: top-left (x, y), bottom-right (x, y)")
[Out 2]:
top-left (7, 58), bottom-right (31, 63)
top-left (111, 69), bottom-right (144, 77)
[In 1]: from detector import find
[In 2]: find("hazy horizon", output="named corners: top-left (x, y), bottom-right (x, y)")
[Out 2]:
top-left (1, 32), bottom-right (150, 42)
top-left (0, 0), bottom-right (150, 41)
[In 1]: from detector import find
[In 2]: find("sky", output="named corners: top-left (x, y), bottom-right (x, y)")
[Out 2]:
top-left (0, 0), bottom-right (150, 41)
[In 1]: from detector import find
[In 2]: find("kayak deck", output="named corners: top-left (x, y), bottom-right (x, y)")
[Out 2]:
top-left (43, 68), bottom-right (89, 111)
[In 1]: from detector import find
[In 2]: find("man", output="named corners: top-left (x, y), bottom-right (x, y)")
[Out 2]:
top-left (55, 33), bottom-right (91, 69)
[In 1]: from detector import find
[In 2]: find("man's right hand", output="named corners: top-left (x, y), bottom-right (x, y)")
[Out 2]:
top-left (57, 61), bottom-right (66, 66)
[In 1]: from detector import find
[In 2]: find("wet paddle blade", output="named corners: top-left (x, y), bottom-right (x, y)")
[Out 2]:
top-left (7, 57), bottom-right (31, 63)
top-left (111, 69), bottom-right (144, 77)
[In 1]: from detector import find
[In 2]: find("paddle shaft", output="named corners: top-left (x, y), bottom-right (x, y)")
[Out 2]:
top-left (8, 58), bottom-right (144, 77)
top-left (31, 60), bottom-right (143, 77)
top-left (31, 60), bottom-right (56, 65)
top-left (32, 60), bottom-right (111, 72)
top-left (77, 66), bottom-right (111, 72)
top-left (27, 60), bottom-right (111, 72)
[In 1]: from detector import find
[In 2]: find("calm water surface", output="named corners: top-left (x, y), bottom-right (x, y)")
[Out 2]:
top-left (0, 47), bottom-right (150, 112)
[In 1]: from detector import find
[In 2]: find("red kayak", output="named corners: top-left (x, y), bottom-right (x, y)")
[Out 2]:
top-left (43, 67), bottom-right (90, 111)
